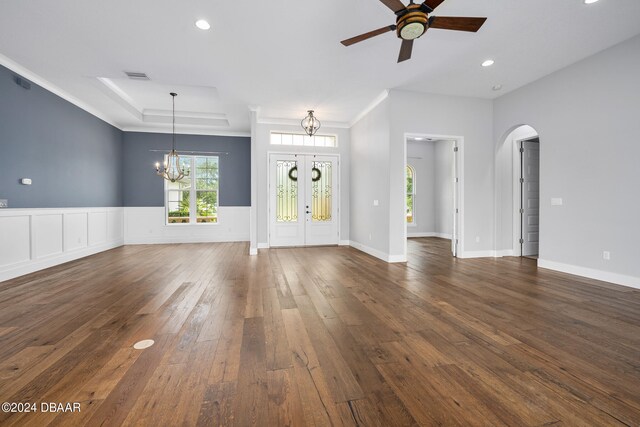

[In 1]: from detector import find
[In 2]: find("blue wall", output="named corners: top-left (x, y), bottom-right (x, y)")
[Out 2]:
top-left (0, 65), bottom-right (124, 208)
top-left (122, 132), bottom-right (251, 207)
top-left (1, 65), bottom-right (250, 209)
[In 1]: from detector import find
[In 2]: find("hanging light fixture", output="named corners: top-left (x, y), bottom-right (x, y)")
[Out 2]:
top-left (301, 110), bottom-right (321, 136)
top-left (155, 92), bottom-right (187, 182)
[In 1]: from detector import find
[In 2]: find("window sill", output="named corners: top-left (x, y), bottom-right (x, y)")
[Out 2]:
top-left (164, 222), bottom-right (220, 227)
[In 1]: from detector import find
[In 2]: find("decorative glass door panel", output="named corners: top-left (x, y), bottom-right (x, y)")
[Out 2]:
top-left (276, 160), bottom-right (298, 222)
top-left (269, 154), bottom-right (338, 247)
top-left (311, 161), bottom-right (332, 222)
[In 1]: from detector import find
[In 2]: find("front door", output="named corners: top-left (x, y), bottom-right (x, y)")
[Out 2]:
top-left (269, 154), bottom-right (339, 247)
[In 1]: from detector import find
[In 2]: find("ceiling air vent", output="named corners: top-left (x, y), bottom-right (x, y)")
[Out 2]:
top-left (124, 71), bottom-right (150, 80)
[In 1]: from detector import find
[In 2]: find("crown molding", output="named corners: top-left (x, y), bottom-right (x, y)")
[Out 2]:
top-left (0, 53), bottom-right (121, 129)
top-left (349, 90), bottom-right (389, 127)
top-left (121, 126), bottom-right (250, 138)
top-left (257, 117), bottom-right (350, 129)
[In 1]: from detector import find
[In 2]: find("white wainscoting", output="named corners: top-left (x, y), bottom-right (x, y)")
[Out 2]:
top-left (124, 207), bottom-right (250, 244)
top-left (0, 207), bottom-right (124, 283)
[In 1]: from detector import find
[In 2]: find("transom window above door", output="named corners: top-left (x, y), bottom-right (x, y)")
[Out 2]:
top-left (270, 132), bottom-right (337, 147)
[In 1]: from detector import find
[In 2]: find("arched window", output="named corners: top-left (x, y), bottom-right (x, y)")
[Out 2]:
top-left (406, 166), bottom-right (415, 224)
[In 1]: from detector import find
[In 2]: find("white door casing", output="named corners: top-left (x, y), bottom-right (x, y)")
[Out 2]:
top-left (521, 140), bottom-right (540, 256)
top-left (452, 143), bottom-right (459, 257)
top-left (269, 154), bottom-right (339, 247)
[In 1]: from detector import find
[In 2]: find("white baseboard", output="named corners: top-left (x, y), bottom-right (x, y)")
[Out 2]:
top-left (249, 247), bottom-right (258, 256)
top-left (348, 240), bottom-right (406, 263)
top-left (338, 240), bottom-right (350, 246)
top-left (458, 250), bottom-right (498, 259)
top-left (458, 249), bottom-right (517, 259)
top-left (496, 249), bottom-right (515, 257)
top-left (388, 254), bottom-right (408, 263)
top-left (407, 232), bottom-right (452, 239)
top-left (257, 242), bottom-right (270, 249)
top-left (0, 207), bottom-right (124, 283)
top-left (538, 259), bottom-right (640, 290)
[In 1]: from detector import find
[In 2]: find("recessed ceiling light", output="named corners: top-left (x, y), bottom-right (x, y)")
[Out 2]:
top-left (584, 0), bottom-right (599, 4)
top-left (195, 19), bottom-right (211, 30)
top-left (492, 84), bottom-right (503, 91)
top-left (482, 59), bottom-right (495, 67)
top-left (413, 137), bottom-right (425, 141)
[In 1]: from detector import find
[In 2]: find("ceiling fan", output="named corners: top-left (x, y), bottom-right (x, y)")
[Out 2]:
top-left (341, 0), bottom-right (487, 63)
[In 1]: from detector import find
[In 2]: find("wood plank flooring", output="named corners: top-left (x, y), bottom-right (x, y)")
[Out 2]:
top-left (0, 237), bottom-right (639, 426)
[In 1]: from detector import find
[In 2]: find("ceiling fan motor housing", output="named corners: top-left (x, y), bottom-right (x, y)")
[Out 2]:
top-left (396, 4), bottom-right (428, 40)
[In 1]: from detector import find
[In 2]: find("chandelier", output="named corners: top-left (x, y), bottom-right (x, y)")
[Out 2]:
top-left (155, 92), bottom-right (187, 182)
top-left (301, 110), bottom-right (321, 136)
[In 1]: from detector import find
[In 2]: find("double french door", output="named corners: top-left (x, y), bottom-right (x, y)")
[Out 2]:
top-left (269, 154), bottom-right (339, 247)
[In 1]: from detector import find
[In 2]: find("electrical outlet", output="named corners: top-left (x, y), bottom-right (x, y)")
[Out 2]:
top-left (475, 236), bottom-right (480, 243)
top-left (603, 251), bottom-right (611, 260)
top-left (0, 199), bottom-right (7, 208)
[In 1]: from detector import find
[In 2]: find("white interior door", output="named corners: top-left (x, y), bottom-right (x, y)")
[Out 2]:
top-left (521, 140), bottom-right (540, 256)
top-left (269, 154), bottom-right (338, 247)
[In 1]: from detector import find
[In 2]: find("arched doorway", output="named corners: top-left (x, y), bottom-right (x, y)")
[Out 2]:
top-left (497, 125), bottom-right (541, 258)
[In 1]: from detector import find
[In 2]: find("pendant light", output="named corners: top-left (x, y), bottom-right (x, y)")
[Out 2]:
top-left (301, 110), bottom-right (321, 136)
top-left (155, 92), bottom-right (187, 182)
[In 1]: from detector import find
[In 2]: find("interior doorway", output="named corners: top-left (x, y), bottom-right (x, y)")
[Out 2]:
top-left (504, 125), bottom-right (541, 258)
top-left (519, 137), bottom-right (540, 257)
top-left (404, 134), bottom-right (462, 258)
top-left (268, 153), bottom-right (339, 247)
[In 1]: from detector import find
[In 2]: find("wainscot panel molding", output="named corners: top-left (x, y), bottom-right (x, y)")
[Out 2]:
top-left (0, 207), bottom-right (124, 283)
top-left (124, 207), bottom-right (250, 244)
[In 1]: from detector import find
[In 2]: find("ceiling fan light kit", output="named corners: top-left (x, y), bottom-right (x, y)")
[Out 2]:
top-left (396, 3), bottom-right (429, 40)
top-left (341, 0), bottom-right (487, 63)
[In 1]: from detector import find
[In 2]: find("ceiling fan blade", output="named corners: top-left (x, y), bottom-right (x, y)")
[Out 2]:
top-left (379, 0), bottom-right (406, 14)
top-left (422, 0), bottom-right (445, 12)
top-left (397, 39), bottom-right (414, 63)
top-left (341, 25), bottom-right (396, 46)
top-left (429, 16), bottom-right (487, 32)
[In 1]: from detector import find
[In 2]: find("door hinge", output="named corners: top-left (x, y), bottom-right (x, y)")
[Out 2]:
top-left (520, 178), bottom-right (524, 184)
top-left (453, 147), bottom-right (459, 152)
top-left (519, 147), bottom-right (524, 153)
top-left (455, 178), bottom-right (459, 183)
top-left (455, 209), bottom-right (459, 213)
top-left (520, 208), bottom-right (524, 214)
top-left (519, 238), bottom-right (524, 244)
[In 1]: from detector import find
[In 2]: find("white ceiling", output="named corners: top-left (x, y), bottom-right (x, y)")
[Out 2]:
top-left (1, 0), bottom-right (639, 134)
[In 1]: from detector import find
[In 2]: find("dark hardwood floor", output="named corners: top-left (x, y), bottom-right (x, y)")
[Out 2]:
top-left (0, 237), bottom-right (639, 426)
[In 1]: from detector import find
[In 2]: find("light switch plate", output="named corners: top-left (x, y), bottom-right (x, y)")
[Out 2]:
top-left (373, 200), bottom-right (379, 206)
top-left (551, 198), bottom-right (563, 206)
top-left (0, 199), bottom-right (7, 208)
